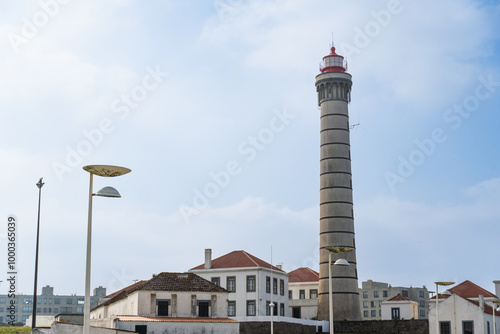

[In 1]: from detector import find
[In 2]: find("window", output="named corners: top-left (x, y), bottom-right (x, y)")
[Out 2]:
top-left (280, 303), bottom-right (284, 316)
top-left (487, 321), bottom-right (490, 334)
top-left (419, 290), bottom-right (425, 298)
top-left (76, 307), bottom-right (84, 313)
top-left (391, 307), bottom-right (400, 320)
top-left (419, 300), bottom-right (425, 307)
top-left (0, 297), bottom-right (5, 303)
top-left (462, 321), bottom-right (473, 334)
top-left (247, 276), bottom-right (256, 292)
top-left (364, 310), bottom-right (369, 317)
top-left (288, 290), bottom-right (292, 299)
top-left (66, 298), bottom-right (73, 304)
top-left (23, 297), bottom-right (33, 304)
top-left (0, 308), bottom-right (3, 312)
top-left (54, 308), bottom-right (59, 313)
top-left (371, 310), bottom-right (376, 317)
top-left (77, 298), bottom-right (84, 305)
top-left (54, 298), bottom-right (60, 305)
top-left (49, 298), bottom-right (52, 304)
top-left (363, 291), bottom-right (368, 298)
top-left (299, 290), bottom-right (305, 299)
top-left (228, 301), bottom-right (235, 316)
top-left (266, 277), bottom-right (271, 293)
top-left (402, 290), bottom-right (409, 298)
top-left (280, 279), bottom-right (285, 296)
top-left (22, 306), bottom-right (33, 312)
top-left (440, 321), bottom-right (451, 334)
top-left (227, 277), bottom-right (236, 292)
top-left (419, 309), bottom-right (426, 317)
top-left (22, 315), bottom-right (29, 322)
top-left (157, 300), bottom-right (169, 316)
top-left (363, 301), bottom-right (369, 308)
top-left (273, 278), bottom-right (278, 295)
top-left (373, 291), bottom-right (379, 298)
top-left (211, 277), bottom-right (220, 286)
top-left (383, 290), bottom-right (388, 297)
top-left (247, 300), bottom-right (256, 316)
top-left (370, 301), bottom-right (376, 307)
top-left (60, 307), bottom-right (72, 313)
top-left (266, 301), bottom-right (271, 316)
top-left (310, 289), bottom-right (318, 299)
top-left (44, 298), bottom-right (47, 304)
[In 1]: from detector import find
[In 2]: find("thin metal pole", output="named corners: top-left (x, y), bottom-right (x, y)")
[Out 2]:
top-left (329, 251), bottom-right (333, 334)
top-left (83, 173), bottom-right (93, 334)
top-left (31, 178), bottom-right (44, 329)
top-left (436, 283), bottom-right (439, 334)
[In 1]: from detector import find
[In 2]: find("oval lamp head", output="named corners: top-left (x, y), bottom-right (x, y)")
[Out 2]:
top-left (83, 165), bottom-right (131, 177)
top-left (333, 258), bottom-right (350, 266)
top-left (441, 290), bottom-right (452, 296)
top-left (95, 186), bottom-right (121, 198)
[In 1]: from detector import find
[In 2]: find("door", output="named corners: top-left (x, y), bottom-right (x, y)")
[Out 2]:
top-left (199, 301), bottom-right (209, 317)
top-left (292, 307), bottom-right (301, 318)
top-left (135, 325), bottom-right (147, 334)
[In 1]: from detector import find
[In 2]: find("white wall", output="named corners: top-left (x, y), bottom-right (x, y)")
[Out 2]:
top-left (381, 301), bottom-right (418, 320)
top-left (116, 320), bottom-right (239, 334)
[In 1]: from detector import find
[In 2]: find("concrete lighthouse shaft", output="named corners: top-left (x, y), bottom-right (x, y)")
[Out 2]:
top-left (315, 47), bottom-right (361, 321)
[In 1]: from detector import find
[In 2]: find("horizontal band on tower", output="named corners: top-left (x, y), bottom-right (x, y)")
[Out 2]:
top-left (320, 142), bottom-right (350, 147)
top-left (319, 230), bottom-right (355, 235)
top-left (320, 171), bottom-right (352, 176)
top-left (320, 157), bottom-right (351, 162)
top-left (320, 113), bottom-right (349, 119)
top-left (320, 216), bottom-right (353, 220)
top-left (319, 275), bottom-right (358, 281)
top-left (320, 128), bottom-right (349, 133)
top-left (318, 291), bottom-right (360, 296)
top-left (319, 187), bottom-right (352, 192)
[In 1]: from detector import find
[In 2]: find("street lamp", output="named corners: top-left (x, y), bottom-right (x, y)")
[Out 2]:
top-left (492, 299), bottom-right (500, 334)
top-left (32, 178), bottom-right (44, 329)
top-left (326, 246), bottom-right (354, 334)
top-left (269, 302), bottom-right (275, 334)
top-left (435, 281), bottom-right (454, 334)
top-left (83, 165), bottom-right (131, 334)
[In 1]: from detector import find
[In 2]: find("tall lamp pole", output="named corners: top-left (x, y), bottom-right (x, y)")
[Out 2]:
top-left (435, 281), bottom-right (454, 334)
top-left (326, 246), bottom-right (354, 334)
top-left (83, 165), bottom-right (131, 334)
top-left (31, 177), bottom-right (44, 329)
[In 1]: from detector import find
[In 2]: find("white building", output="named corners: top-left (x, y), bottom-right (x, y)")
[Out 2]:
top-left (189, 249), bottom-right (289, 318)
top-left (429, 280), bottom-right (500, 334)
top-left (90, 272), bottom-right (238, 334)
top-left (381, 293), bottom-right (419, 320)
top-left (288, 267), bottom-right (319, 319)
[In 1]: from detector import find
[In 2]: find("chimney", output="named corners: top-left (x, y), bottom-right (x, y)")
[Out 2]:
top-left (494, 280), bottom-right (500, 298)
top-left (479, 294), bottom-right (484, 310)
top-left (205, 249), bottom-right (212, 269)
top-left (276, 264), bottom-right (282, 270)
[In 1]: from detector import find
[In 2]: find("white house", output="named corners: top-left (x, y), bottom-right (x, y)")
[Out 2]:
top-left (288, 267), bottom-right (319, 319)
top-left (381, 293), bottom-right (418, 320)
top-left (189, 249), bottom-right (289, 318)
top-left (90, 272), bottom-right (238, 334)
top-left (429, 280), bottom-right (500, 334)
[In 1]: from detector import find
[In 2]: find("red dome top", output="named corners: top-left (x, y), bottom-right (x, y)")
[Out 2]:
top-left (320, 46), bottom-right (347, 73)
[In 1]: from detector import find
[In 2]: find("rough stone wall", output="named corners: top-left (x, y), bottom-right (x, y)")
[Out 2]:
top-left (333, 319), bottom-right (429, 334)
top-left (240, 321), bottom-right (317, 334)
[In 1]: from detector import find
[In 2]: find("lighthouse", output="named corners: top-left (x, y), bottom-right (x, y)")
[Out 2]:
top-left (316, 46), bottom-right (361, 320)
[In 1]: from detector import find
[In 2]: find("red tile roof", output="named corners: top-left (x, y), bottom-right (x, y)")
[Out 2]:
top-left (387, 293), bottom-right (410, 302)
top-left (116, 316), bottom-right (238, 323)
top-left (448, 280), bottom-right (497, 299)
top-left (190, 250), bottom-right (284, 272)
top-left (288, 267), bottom-right (319, 283)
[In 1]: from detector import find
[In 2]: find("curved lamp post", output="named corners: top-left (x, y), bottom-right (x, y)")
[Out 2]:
top-left (435, 281), bottom-right (454, 334)
top-left (492, 299), bottom-right (500, 334)
top-left (326, 246), bottom-right (354, 334)
top-left (83, 165), bottom-right (131, 334)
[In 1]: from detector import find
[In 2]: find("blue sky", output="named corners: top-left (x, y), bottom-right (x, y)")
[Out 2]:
top-left (0, 0), bottom-right (499, 297)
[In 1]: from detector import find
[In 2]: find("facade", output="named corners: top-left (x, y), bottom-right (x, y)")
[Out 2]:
top-left (0, 285), bottom-right (106, 325)
top-left (315, 46), bottom-right (361, 320)
top-left (359, 279), bottom-right (429, 320)
top-left (380, 293), bottom-right (419, 320)
top-left (90, 272), bottom-right (238, 333)
top-left (288, 267), bottom-right (319, 320)
top-left (190, 249), bottom-right (289, 318)
top-left (429, 280), bottom-right (500, 334)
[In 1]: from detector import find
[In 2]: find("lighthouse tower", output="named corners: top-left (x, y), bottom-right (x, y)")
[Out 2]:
top-left (315, 46), bottom-right (361, 320)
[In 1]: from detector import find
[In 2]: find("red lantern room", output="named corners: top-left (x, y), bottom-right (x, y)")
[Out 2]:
top-left (319, 46), bottom-right (347, 73)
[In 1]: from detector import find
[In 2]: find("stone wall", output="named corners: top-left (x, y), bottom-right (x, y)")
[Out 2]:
top-left (334, 319), bottom-right (429, 334)
top-left (240, 321), bottom-right (317, 334)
